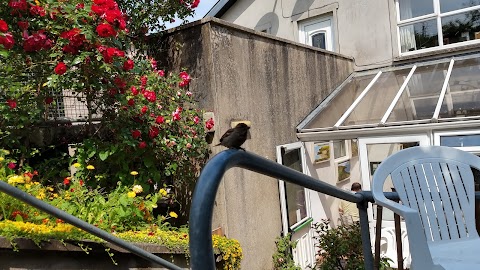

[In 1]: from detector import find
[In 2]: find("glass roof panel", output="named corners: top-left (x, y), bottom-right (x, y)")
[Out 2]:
top-left (438, 58), bottom-right (480, 119)
top-left (304, 74), bottom-right (376, 129)
top-left (341, 68), bottom-right (412, 126)
top-left (386, 62), bottom-right (450, 123)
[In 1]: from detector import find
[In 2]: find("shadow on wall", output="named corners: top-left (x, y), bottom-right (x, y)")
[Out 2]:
top-left (255, 12), bottom-right (279, 35)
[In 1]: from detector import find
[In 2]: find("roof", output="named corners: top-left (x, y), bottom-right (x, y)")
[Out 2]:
top-left (297, 52), bottom-right (480, 141)
top-left (205, 0), bottom-right (237, 18)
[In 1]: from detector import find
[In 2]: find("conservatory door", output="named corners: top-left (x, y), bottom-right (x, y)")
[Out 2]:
top-left (358, 135), bottom-right (429, 268)
top-left (276, 142), bottom-right (315, 269)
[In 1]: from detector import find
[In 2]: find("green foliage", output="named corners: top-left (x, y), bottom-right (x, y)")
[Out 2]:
top-left (272, 233), bottom-right (301, 270)
top-left (312, 220), bottom-right (391, 270)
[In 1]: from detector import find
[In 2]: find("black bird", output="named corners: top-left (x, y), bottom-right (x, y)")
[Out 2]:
top-left (216, 123), bottom-right (250, 150)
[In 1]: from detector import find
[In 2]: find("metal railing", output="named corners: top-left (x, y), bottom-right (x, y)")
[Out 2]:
top-left (190, 149), bottom-right (407, 270)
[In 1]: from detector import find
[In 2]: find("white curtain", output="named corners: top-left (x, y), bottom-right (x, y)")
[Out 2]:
top-left (399, 0), bottom-right (417, 52)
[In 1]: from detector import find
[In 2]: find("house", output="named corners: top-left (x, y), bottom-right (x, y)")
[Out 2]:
top-left (203, 0), bottom-right (480, 269)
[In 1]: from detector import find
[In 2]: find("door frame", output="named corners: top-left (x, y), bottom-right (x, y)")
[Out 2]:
top-left (276, 142), bottom-right (312, 234)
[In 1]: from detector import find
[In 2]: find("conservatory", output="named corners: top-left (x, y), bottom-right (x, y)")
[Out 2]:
top-left (288, 52), bottom-right (480, 268)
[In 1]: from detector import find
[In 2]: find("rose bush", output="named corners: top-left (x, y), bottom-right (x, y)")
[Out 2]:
top-left (0, 0), bottom-right (209, 224)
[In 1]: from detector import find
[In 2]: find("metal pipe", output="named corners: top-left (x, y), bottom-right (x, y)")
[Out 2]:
top-left (0, 180), bottom-right (182, 270)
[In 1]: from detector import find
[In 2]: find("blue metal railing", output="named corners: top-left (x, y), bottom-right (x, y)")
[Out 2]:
top-left (189, 149), bottom-right (404, 270)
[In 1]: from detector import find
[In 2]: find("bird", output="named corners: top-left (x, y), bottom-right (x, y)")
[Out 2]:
top-left (215, 123), bottom-right (250, 150)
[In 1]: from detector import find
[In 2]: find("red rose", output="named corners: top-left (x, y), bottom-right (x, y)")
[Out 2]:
top-left (63, 178), bottom-right (70, 185)
top-left (113, 77), bottom-right (126, 88)
top-left (30, 5), bottom-right (46, 16)
top-left (23, 32), bottom-right (52, 52)
top-left (138, 141), bottom-right (147, 149)
top-left (7, 162), bottom-right (16, 169)
top-left (149, 126), bottom-right (160, 138)
top-left (123, 59), bottom-right (134, 71)
top-left (157, 70), bottom-right (165, 77)
top-left (141, 105), bottom-right (148, 114)
top-left (131, 130), bottom-right (141, 139)
top-left (0, 33), bottom-right (15, 50)
top-left (127, 99), bottom-right (135, 106)
top-left (205, 118), bottom-right (214, 130)
top-left (131, 86), bottom-right (139, 95)
top-left (140, 76), bottom-right (147, 86)
top-left (191, 0), bottom-right (200, 8)
top-left (8, 0), bottom-right (28, 11)
top-left (17, 21), bottom-right (28, 30)
top-left (96, 23), bottom-right (116, 37)
top-left (54, 62), bottom-right (67, 75)
top-left (0, 20), bottom-right (8, 32)
top-left (155, 116), bottom-right (165, 124)
top-left (76, 3), bottom-right (85, 9)
top-left (45, 97), bottom-right (54, 104)
top-left (172, 111), bottom-right (181, 121)
top-left (6, 99), bottom-right (17, 109)
top-left (143, 90), bottom-right (156, 102)
top-left (193, 116), bottom-right (200, 124)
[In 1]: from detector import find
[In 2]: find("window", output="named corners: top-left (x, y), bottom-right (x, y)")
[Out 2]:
top-left (299, 16), bottom-right (334, 51)
top-left (396, 0), bottom-right (480, 54)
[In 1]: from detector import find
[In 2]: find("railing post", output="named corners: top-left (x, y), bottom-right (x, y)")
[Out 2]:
top-left (358, 198), bottom-right (374, 270)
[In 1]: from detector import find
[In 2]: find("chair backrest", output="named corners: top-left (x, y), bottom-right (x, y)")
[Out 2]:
top-left (377, 146), bottom-right (480, 243)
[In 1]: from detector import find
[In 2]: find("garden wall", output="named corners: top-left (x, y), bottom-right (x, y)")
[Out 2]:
top-left (152, 17), bottom-right (354, 270)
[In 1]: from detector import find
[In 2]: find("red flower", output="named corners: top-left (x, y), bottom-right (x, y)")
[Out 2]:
top-left (96, 23), bottom-right (116, 38)
top-left (127, 99), bottom-right (135, 106)
top-left (7, 162), bottom-right (16, 169)
top-left (191, 0), bottom-right (200, 8)
top-left (150, 58), bottom-right (157, 69)
top-left (131, 130), bottom-right (141, 139)
top-left (141, 105), bottom-right (148, 114)
top-left (76, 3), bottom-right (85, 9)
top-left (113, 77), bottom-right (126, 88)
top-left (157, 70), bottom-right (165, 77)
top-left (205, 118), bottom-right (214, 130)
top-left (45, 97), bottom-right (54, 104)
top-left (155, 116), bottom-right (164, 124)
top-left (54, 62), bottom-right (67, 75)
top-left (194, 116), bottom-right (200, 124)
top-left (23, 32), bottom-right (52, 52)
top-left (172, 110), bottom-right (181, 121)
top-left (149, 126), bottom-right (160, 138)
top-left (97, 46), bottom-right (124, 63)
top-left (179, 71), bottom-right (191, 87)
top-left (123, 59), bottom-right (134, 71)
top-left (143, 90), bottom-right (156, 102)
top-left (79, 180), bottom-right (84, 186)
top-left (140, 76), bottom-right (147, 86)
top-left (131, 86), bottom-right (139, 95)
top-left (6, 99), bottom-right (17, 109)
top-left (30, 5), bottom-right (46, 16)
top-left (138, 141), bottom-right (147, 149)
top-left (0, 33), bottom-right (15, 50)
top-left (63, 177), bottom-right (70, 185)
top-left (17, 21), bottom-right (28, 30)
top-left (8, 0), bottom-right (28, 11)
top-left (0, 20), bottom-right (8, 32)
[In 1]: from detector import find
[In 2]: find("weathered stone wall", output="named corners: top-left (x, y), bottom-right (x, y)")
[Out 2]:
top-left (153, 17), bottom-right (354, 270)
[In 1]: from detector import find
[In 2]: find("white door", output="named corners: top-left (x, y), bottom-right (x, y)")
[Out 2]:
top-left (276, 142), bottom-right (315, 269)
top-left (299, 16), bottom-right (334, 51)
top-left (358, 135), bottom-right (429, 268)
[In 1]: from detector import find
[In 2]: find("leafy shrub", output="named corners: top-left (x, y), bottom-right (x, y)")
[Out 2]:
top-left (272, 233), bottom-right (301, 270)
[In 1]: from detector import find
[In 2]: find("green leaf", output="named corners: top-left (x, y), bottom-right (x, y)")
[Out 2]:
top-left (143, 156), bottom-right (154, 168)
top-left (0, 50), bottom-right (9, 58)
top-left (99, 151), bottom-right (109, 161)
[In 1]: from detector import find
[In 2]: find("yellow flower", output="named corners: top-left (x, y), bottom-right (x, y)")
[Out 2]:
top-left (86, 165), bottom-right (95, 170)
top-left (130, 171), bottom-right (138, 176)
top-left (46, 187), bottom-right (54, 191)
top-left (25, 184), bottom-right (31, 189)
top-left (132, 184), bottom-right (143, 194)
top-left (24, 176), bottom-right (31, 183)
top-left (3, 150), bottom-right (10, 155)
top-left (169, 211), bottom-right (178, 218)
top-left (35, 0), bottom-right (41, 6)
top-left (127, 191), bottom-right (136, 198)
top-left (7, 175), bottom-right (25, 185)
top-left (0, 157), bottom-right (4, 162)
top-left (73, 163), bottom-right (81, 168)
top-left (159, 189), bottom-right (167, 197)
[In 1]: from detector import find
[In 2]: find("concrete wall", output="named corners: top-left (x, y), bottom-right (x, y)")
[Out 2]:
top-left (154, 18), bottom-right (354, 269)
top-left (218, 0), bottom-right (397, 70)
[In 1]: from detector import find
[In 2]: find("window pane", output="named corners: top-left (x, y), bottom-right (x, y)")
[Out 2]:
top-left (282, 149), bottom-right (307, 227)
top-left (442, 10), bottom-right (480, 46)
top-left (440, 134), bottom-right (480, 147)
top-left (387, 62), bottom-right (450, 122)
top-left (440, 0), bottom-right (480, 13)
top-left (304, 74), bottom-right (376, 129)
top-left (312, 32), bottom-right (326, 49)
top-left (333, 140), bottom-right (346, 159)
top-left (398, 0), bottom-right (434, 20)
top-left (343, 69), bottom-right (412, 126)
top-left (439, 58), bottom-right (480, 119)
top-left (399, 19), bottom-right (439, 53)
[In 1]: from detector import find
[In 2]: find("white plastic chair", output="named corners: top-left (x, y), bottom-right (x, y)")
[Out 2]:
top-left (372, 146), bottom-right (480, 270)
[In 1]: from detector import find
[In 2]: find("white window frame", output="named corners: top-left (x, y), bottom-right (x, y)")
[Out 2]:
top-left (434, 129), bottom-right (480, 153)
top-left (396, 0), bottom-right (480, 56)
top-left (298, 15), bottom-right (334, 51)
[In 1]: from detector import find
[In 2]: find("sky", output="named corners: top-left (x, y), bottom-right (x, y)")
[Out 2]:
top-left (165, 0), bottom-right (221, 29)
